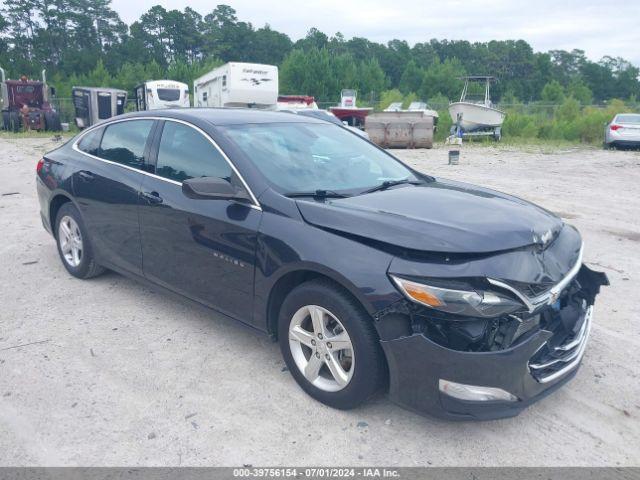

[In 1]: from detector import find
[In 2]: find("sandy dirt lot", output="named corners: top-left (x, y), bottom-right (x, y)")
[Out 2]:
top-left (1, 136), bottom-right (639, 466)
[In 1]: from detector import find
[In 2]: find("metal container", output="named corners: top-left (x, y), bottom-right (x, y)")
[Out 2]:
top-left (365, 111), bottom-right (434, 149)
top-left (72, 87), bottom-right (127, 129)
top-left (448, 150), bottom-right (460, 165)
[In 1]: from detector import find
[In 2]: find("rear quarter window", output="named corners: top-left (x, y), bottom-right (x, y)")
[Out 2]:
top-left (76, 128), bottom-right (103, 156)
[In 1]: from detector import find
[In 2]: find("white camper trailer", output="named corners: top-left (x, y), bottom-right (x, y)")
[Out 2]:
top-left (194, 62), bottom-right (278, 109)
top-left (135, 80), bottom-right (190, 110)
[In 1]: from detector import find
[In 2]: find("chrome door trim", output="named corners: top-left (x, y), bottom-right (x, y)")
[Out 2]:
top-left (71, 116), bottom-right (262, 211)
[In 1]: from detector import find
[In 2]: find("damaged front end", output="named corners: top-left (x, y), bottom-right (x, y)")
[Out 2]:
top-left (376, 227), bottom-right (609, 420)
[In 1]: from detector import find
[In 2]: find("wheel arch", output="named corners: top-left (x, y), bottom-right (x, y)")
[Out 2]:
top-left (48, 192), bottom-right (76, 237)
top-left (265, 264), bottom-right (375, 340)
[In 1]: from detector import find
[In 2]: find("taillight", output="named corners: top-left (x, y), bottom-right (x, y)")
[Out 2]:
top-left (610, 124), bottom-right (623, 131)
top-left (36, 158), bottom-right (45, 174)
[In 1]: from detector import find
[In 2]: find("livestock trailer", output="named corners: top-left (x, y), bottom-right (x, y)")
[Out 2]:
top-left (72, 87), bottom-right (127, 129)
top-left (193, 62), bottom-right (278, 109)
top-left (134, 80), bottom-right (190, 110)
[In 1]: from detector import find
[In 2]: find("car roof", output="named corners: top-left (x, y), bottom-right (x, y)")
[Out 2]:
top-left (118, 108), bottom-right (326, 126)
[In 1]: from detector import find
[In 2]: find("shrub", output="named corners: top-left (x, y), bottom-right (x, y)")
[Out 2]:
top-left (377, 89), bottom-right (404, 110)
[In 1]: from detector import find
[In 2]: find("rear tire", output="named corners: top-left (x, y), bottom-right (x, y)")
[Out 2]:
top-left (278, 279), bottom-right (386, 410)
top-left (8, 111), bottom-right (21, 132)
top-left (55, 203), bottom-right (105, 279)
top-left (44, 111), bottom-right (62, 131)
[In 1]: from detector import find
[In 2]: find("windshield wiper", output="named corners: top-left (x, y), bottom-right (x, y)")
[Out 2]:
top-left (285, 189), bottom-right (350, 199)
top-left (359, 178), bottom-right (423, 195)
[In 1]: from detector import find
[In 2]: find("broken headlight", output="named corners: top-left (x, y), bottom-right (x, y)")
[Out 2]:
top-left (390, 275), bottom-right (524, 318)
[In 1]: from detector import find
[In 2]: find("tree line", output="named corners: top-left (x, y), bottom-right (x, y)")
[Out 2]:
top-left (1, 1), bottom-right (638, 106)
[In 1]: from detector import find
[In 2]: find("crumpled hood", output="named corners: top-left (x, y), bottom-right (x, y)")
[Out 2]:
top-left (295, 178), bottom-right (564, 253)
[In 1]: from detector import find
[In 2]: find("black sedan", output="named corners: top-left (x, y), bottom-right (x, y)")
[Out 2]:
top-left (36, 109), bottom-right (608, 420)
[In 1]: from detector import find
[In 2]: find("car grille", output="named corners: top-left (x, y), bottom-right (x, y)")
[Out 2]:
top-left (509, 280), bottom-right (556, 298)
top-left (528, 306), bottom-right (592, 383)
top-left (488, 243), bottom-right (584, 314)
top-left (513, 313), bottom-right (540, 340)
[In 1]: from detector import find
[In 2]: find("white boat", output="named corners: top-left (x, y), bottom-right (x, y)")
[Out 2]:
top-left (407, 101), bottom-right (439, 121)
top-left (448, 76), bottom-right (505, 132)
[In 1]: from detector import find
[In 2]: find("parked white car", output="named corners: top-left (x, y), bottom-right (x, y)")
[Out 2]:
top-left (604, 113), bottom-right (640, 149)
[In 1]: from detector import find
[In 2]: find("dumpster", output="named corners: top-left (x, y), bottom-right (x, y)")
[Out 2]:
top-left (365, 111), bottom-right (434, 148)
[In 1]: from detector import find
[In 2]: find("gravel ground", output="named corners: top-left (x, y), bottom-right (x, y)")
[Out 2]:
top-left (1, 136), bottom-right (639, 467)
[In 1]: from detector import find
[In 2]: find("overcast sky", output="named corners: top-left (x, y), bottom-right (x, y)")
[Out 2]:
top-left (111, 0), bottom-right (640, 66)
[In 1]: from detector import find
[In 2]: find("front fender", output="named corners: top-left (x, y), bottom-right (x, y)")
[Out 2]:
top-left (252, 208), bottom-right (402, 331)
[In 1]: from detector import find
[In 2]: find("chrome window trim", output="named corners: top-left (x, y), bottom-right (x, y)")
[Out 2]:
top-left (71, 116), bottom-right (262, 211)
top-left (487, 242), bottom-right (584, 313)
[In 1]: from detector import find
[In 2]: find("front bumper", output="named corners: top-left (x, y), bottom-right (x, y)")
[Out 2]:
top-left (378, 262), bottom-right (608, 421)
top-left (381, 308), bottom-right (591, 420)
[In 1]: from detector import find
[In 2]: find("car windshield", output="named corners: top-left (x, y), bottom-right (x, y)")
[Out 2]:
top-left (616, 114), bottom-right (640, 124)
top-left (220, 122), bottom-right (418, 194)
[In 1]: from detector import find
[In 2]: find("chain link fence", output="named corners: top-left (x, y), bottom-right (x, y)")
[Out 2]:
top-left (49, 97), bottom-right (138, 129)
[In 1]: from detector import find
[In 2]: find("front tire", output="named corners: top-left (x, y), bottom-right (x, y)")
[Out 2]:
top-left (278, 279), bottom-right (386, 410)
top-left (55, 203), bottom-right (105, 279)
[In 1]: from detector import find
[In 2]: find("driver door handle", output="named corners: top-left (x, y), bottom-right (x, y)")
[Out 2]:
top-left (140, 191), bottom-right (163, 205)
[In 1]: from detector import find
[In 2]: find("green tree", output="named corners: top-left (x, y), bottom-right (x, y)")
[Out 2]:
top-left (85, 59), bottom-right (113, 87)
top-left (419, 58), bottom-right (465, 101)
top-left (250, 25), bottom-right (293, 65)
top-left (378, 89), bottom-right (404, 110)
top-left (294, 28), bottom-right (328, 51)
top-left (541, 80), bottom-right (565, 103)
top-left (556, 96), bottom-right (580, 122)
top-left (357, 58), bottom-right (387, 100)
top-left (202, 5), bottom-right (254, 62)
top-left (566, 80), bottom-right (593, 105)
top-left (399, 60), bottom-right (424, 94)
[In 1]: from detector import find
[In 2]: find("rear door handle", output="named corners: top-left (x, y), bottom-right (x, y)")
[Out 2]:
top-left (78, 171), bottom-right (95, 182)
top-left (141, 191), bottom-right (163, 205)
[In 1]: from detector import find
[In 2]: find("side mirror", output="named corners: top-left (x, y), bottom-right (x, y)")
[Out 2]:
top-left (182, 176), bottom-right (251, 202)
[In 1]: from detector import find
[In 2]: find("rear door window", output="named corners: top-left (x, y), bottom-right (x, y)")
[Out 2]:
top-left (99, 120), bottom-right (154, 170)
top-left (155, 121), bottom-right (231, 183)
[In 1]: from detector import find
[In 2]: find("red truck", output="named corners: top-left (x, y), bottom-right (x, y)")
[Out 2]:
top-left (1, 67), bottom-right (61, 132)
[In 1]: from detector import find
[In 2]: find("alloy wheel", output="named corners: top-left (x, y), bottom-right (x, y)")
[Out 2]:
top-left (58, 215), bottom-right (83, 267)
top-left (288, 305), bottom-right (355, 392)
